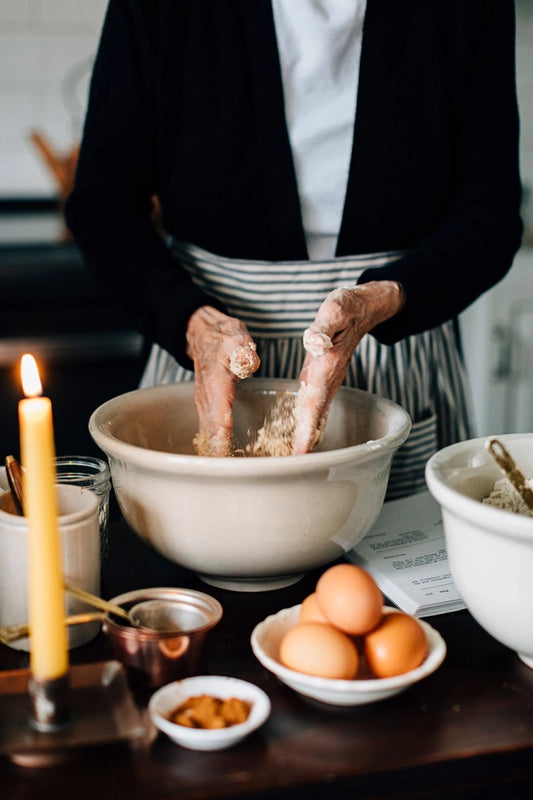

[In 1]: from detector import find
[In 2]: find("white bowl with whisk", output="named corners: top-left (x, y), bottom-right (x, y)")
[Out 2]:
top-left (425, 433), bottom-right (533, 668)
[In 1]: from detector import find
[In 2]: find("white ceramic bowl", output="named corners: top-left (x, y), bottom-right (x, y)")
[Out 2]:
top-left (148, 675), bottom-right (271, 751)
top-left (89, 379), bottom-right (411, 591)
top-left (250, 605), bottom-right (446, 706)
top-left (425, 433), bottom-right (533, 669)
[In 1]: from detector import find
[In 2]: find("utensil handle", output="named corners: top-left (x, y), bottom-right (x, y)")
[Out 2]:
top-left (64, 581), bottom-right (130, 620)
top-left (0, 612), bottom-right (105, 645)
top-left (486, 438), bottom-right (533, 512)
top-left (5, 455), bottom-right (25, 516)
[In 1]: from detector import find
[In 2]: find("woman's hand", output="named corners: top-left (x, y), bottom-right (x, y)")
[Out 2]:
top-left (186, 306), bottom-right (260, 456)
top-left (292, 281), bottom-right (406, 454)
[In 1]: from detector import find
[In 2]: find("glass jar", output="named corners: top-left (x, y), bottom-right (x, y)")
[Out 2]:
top-left (54, 455), bottom-right (111, 558)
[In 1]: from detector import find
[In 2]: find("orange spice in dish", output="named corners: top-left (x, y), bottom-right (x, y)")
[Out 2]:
top-left (168, 694), bottom-right (251, 729)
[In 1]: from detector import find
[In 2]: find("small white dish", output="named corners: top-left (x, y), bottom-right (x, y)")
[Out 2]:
top-left (251, 605), bottom-right (446, 707)
top-left (148, 675), bottom-right (271, 751)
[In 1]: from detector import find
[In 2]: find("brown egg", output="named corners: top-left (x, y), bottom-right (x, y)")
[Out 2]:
top-left (364, 611), bottom-right (428, 678)
top-left (279, 622), bottom-right (359, 680)
top-left (315, 563), bottom-right (383, 635)
top-left (299, 592), bottom-right (329, 624)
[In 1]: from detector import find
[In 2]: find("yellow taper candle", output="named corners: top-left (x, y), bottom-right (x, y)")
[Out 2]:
top-left (19, 354), bottom-right (68, 681)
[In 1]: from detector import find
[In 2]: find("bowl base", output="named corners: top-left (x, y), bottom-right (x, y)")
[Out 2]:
top-left (518, 653), bottom-right (533, 669)
top-left (198, 573), bottom-right (304, 592)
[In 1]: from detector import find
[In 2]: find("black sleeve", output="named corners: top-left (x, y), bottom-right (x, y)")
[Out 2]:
top-left (64, 0), bottom-right (225, 369)
top-left (357, 0), bottom-right (522, 344)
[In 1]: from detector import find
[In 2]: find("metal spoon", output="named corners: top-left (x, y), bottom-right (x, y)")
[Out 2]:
top-left (0, 612), bottom-right (106, 646)
top-left (128, 599), bottom-right (187, 632)
top-left (0, 598), bottom-right (185, 645)
top-left (64, 582), bottom-right (185, 632)
top-left (486, 438), bottom-right (533, 513)
top-left (64, 581), bottom-right (132, 622)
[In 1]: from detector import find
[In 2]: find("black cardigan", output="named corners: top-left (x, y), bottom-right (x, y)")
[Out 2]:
top-left (65, 0), bottom-right (523, 369)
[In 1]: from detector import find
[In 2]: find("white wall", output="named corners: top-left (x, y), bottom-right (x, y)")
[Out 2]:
top-left (516, 0), bottom-right (533, 238)
top-left (0, 0), bottom-right (108, 198)
top-left (460, 248), bottom-right (533, 437)
top-left (458, 0), bottom-right (533, 437)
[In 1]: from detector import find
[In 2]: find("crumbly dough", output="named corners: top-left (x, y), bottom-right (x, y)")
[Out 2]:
top-left (482, 476), bottom-right (533, 516)
top-left (193, 385), bottom-right (325, 458)
top-left (303, 326), bottom-right (333, 357)
top-left (245, 386), bottom-right (324, 457)
top-left (193, 429), bottom-right (232, 458)
top-left (246, 393), bottom-right (297, 457)
top-left (229, 342), bottom-right (260, 379)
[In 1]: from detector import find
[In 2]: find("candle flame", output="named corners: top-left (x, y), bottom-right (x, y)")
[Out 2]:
top-left (21, 354), bottom-right (43, 398)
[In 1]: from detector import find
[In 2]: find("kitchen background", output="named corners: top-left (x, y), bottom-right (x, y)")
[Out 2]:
top-left (0, 0), bottom-right (532, 458)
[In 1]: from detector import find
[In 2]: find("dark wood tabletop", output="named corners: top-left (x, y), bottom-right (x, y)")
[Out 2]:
top-left (2, 513), bottom-right (533, 800)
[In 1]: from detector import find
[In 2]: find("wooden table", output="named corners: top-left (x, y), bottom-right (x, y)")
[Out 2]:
top-left (2, 515), bottom-right (533, 799)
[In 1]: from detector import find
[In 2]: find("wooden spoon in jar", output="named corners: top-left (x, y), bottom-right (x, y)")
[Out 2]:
top-left (4, 455), bottom-right (25, 516)
top-left (486, 438), bottom-right (533, 513)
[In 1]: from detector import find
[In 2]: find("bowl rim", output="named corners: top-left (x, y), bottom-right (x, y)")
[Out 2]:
top-left (103, 587), bottom-right (223, 640)
top-left (88, 380), bottom-right (412, 476)
top-left (425, 434), bottom-right (533, 538)
top-left (0, 476), bottom-right (98, 525)
top-left (148, 675), bottom-right (271, 747)
top-left (250, 604), bottom-right (446, 697)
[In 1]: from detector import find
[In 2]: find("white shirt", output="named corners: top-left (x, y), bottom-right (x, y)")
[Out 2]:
top-left (272, 0), bottom-right (367, 260)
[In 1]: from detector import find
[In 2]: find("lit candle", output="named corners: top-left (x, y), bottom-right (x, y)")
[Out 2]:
top-left (19, 353), bottom-right (68, 682)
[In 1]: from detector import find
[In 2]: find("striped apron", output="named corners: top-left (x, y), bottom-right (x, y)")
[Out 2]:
top-left (140, 240), bottom-right (474, 499)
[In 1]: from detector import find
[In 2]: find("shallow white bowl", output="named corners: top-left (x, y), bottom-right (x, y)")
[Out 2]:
top-left (250, 605), bottom-right (446, 706)
top-left (425, 433), bottom-right (533, 668)
top-left (89, 379), bottom-right (411, 592)
top-left (148, 675), bottom-right (271, 751)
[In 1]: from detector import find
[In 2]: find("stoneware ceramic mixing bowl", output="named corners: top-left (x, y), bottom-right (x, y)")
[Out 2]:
top-left (89, 379), bottom-right (411, 591)
top-left (425, 433), bottom-right (533, 668)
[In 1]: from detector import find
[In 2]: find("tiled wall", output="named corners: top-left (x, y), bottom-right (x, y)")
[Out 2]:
top-left (1, 0), bottom-right (532, 214)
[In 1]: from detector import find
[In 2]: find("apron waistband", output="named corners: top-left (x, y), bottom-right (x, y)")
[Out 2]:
top-left (170, 239), bottom-right (404, 337)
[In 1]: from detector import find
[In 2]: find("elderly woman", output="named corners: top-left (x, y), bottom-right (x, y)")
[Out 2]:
top-left (66, 0), bottom-right (522, 498)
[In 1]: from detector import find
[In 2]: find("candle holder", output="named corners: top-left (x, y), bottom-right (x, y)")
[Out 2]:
top-left (0, 661), bottom-right (152, 767)
top-left (29, 673), bottom-right (72, 732)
